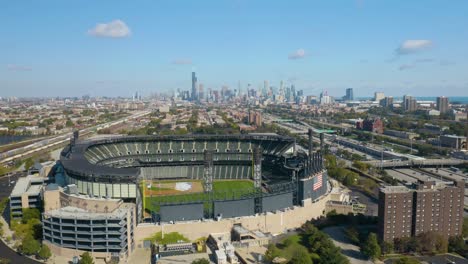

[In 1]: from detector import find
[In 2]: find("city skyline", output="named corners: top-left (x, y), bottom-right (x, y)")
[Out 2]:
top-left (1, 1), bottom-right (468, 97)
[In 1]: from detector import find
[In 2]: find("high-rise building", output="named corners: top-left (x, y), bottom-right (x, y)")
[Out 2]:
top-left (374, 92), bottom-right (385, 102)
top-left (248, 110), bottom-right (262, 127)
top-left (345, 88), bottom-right (354, 101)
top-left (191, 72), bottom-right (198, 101)
top-left (436, 96), bottom-right (449, 114)
top-left (378, 180), bottom-right (464, 243)
top-left (380, 96), bottom-right (394, 108)
top-left (198, 84), bottom-right (204, 101)
top-left (403, 95), bottom-right (417, 112)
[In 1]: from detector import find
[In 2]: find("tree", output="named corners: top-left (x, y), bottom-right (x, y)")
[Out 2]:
top-left (22, 208), bottom-right (41, 223)
top-left (462, 217), bottom-right (468, 238)
top-left (191, 259), bottom-right (210, 264)
top-left (352, 161), bottom-right (369, 172)
top-left (79, 252), bottom-right (94, 264)
top-left (289, 247), bottom-right (312, 264)
top-left (0, 258), bottom-right (11, 264)
top-left (361, 233), bottom-right (381, 260)
top-left (381, 240), bottom-right (394, 254)
top-left (37, 244), bottom-right (52, 260)
top-left (344, 226), bottom-right (360, 245)
top-left (343, 172), bottom-right (359, 186)
top-left (20, 235), bottom-right (40, 255)
top-left (394, 256), bottom-right (421, 264)
top-left (448, 235), bottom-right (465, 254)
top-left (265, 244), bottom-right (282, 261)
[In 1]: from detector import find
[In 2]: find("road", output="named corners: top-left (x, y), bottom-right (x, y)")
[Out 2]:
top-left (322, 226), bottom-right (373, 264)
top-left (0, 173), bottom-right (41, 264)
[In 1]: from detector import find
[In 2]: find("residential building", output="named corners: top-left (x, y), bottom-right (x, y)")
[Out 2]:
top-left (374, 92), bottom-right (385, 102)
top-left (248, 110), bottom-right (262, 127)
top-left (403, 95), bottom-right (418, 112)
top-left (436, 96), bottom-right (449, 114)
top-left (345, 88), bottom-right (354, 101)
top-left (380, 96), bottom-right (394, 108)
top-left (378, 180), bottom-right (464, 243)
top-left (356, 117), bottom-right (384, 134)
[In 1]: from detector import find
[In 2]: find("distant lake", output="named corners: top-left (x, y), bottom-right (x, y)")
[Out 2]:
top-left (0, 135), bottom-right (30, 146)
top-left (357, 96), bottom-right (468, 104)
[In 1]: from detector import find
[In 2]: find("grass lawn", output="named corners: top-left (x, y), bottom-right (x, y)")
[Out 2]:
top-left (145, 231), bottom-right (190, 244)
top-left (144, 180), bottom-right (257, 212)
top-left (275, 234), bottom-right (313, 261)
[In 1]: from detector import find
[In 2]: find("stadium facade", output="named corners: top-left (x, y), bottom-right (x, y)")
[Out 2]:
top-left (44, 131), bottom-right (329, 261)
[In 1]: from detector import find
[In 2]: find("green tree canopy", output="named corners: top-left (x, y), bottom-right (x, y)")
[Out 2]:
top-left (37, 244), bottom-right (52, 260)
top-left (191, 258), bottom-right (210, 264)
top-left (79, 252), bottom-right (95, 264)
top-left (288, 246), bottom-right (312, 264)
top-left (361, 233), bottom-right (381, 260)
top-left (394, 256), bottom-right (421, 264)
top-left (22, 208), bottom-right (41, 223)
top-left (20, 235), bottom-right (40, 255)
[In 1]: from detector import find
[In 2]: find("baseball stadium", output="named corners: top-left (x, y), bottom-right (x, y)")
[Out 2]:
top-left (57, 132), bottom-right (328, 222)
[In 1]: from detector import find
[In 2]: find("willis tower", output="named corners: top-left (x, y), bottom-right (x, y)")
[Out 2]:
top-left (191, 72), bottom-right (198, 101)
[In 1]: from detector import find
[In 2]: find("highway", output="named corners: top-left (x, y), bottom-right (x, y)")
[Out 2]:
top-left (364, 158), bottom-right (466, 168)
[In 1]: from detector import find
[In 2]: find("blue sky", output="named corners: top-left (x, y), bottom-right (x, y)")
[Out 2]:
top-left (1, 0), bottom-right (467, 97)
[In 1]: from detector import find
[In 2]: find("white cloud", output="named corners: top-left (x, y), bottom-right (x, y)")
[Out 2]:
top-left (396, 40), bottom-right (432, 55)
top-left (288, 49), bottom-right (306, 60)
top-left (88, 20), bottom-right (131, 38)
top-left (414, 58), bottom-right (434, 63)
top-left (172, 59), bottom-right (192, 65)
top-left (7, 64), bottom-right (32, 71)
top-left (399, 64), bottom-right (415, 71)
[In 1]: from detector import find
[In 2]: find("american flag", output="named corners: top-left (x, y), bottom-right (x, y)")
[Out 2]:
top-left (313, 173), bottom-right (322, 191)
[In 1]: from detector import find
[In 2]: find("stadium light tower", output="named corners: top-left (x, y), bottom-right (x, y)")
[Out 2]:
top-left (253, 147), bottom-right (262, 189)
top-left (203, 150), bottom-right (213, 192)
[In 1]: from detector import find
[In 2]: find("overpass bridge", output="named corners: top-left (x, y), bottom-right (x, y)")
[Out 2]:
top-left (364, 158), bottom-right (466, 168)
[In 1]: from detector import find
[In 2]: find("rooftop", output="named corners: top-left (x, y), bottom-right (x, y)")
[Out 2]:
top-left (10, 175), bottom-right (46, 197)
top-left (44, 203), bottom-right (134, 220)
top-left (380, 185), bottom-right (410, 194)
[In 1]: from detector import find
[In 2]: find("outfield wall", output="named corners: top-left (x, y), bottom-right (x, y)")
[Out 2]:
top-left (134, 189), bottom-right (331, 243)
top-left (261, 192), bottom-right (293, 213)
top-left (213, 199), bottom-right (255, 218)
top-left (159, 203), bottom-right (204, 222)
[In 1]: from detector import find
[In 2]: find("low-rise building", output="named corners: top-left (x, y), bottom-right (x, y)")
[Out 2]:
top-left (9, 175), bottom-right (46, 220)
top-left (384, 129), bottom-right (419, 140)
top-left (440, 135), bottom-right (467, 150)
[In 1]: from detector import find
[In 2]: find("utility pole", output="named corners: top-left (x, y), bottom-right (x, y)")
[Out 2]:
top-left (381, 140), bottom-right (384, 170)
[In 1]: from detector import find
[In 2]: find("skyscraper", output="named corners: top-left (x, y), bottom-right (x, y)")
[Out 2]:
top-left (345, 88), bottom-right (354, 101)
top-left (436, 96), bottom-right (449, 114)
top-left (191, 72), bottom-right (198, 101)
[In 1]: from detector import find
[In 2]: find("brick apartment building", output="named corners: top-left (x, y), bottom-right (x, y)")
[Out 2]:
top-left (378, 180), bottom-right (464, 242)
top-left (356, 117), bottom-right (384, 134)
top-left (248, 110), bottom-right (262, 127)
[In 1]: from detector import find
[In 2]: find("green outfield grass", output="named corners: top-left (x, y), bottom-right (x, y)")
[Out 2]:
top-left (144, 180), bottom-right (257, 213)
